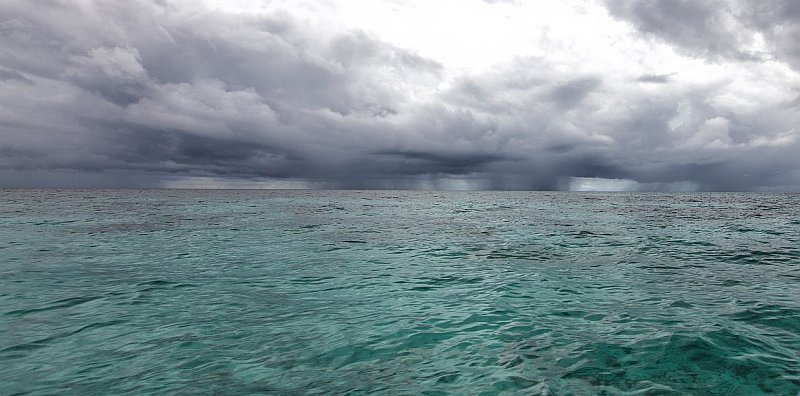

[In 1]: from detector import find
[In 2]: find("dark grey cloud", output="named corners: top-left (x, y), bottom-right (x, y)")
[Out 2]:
top-left (0, 0), bottom-right (799, 190)
top-left (0, 0), bottom-right (446, 183)
top-left (433, 51), bottom-right (800, 190)
top-left (370, 150), bottom-right (513, 176)
top-left (603, 0), bottom-right (753, 60)
top-left (636, 74), bottom-right (671, 84)
top-left (603, 0), bottom-right (800, 69)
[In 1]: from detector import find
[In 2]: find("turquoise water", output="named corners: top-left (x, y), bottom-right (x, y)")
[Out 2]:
top-left (1, 190), bottom-right (799, 395)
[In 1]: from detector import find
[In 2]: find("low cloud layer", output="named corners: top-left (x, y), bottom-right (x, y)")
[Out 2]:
top-left (1, 0), bottom-right (799, 190)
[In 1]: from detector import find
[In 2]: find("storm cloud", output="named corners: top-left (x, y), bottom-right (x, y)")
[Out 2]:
top-left (1, 0), bottom-right (799, 190)
top-left (603, 0), bottom-right (800, 69)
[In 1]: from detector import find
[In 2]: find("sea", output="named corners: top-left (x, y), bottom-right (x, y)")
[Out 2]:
top-left (1, 190), bottom-right (799, 395)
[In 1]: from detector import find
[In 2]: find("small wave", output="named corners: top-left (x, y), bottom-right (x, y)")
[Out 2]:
top-left (5, 296), bottom-right (100, 317)
top-left (558, 329), bottom-right (798, 394)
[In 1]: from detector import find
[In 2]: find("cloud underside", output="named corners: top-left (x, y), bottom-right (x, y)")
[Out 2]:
top-left (1, 0), bottom-right (799, 190)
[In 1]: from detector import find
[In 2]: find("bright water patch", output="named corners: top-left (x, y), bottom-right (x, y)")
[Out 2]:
top-left (1, 190), bottom-right (799, 395)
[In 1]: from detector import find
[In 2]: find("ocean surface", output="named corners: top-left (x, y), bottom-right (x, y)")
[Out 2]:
top-left (1, 190), bottom-right (799, 395)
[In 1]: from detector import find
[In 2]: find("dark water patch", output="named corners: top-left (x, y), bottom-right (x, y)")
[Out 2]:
top-left (669, 300), bottom-right (694, 309)
top-left (730, 305), bottom-right (800, 335)
top-left (5, 296), bottom-right (100, 317)
top-left (569, 230), bottom-right (612, 238)
top-left (559, 330), bottom-right (799, 395)
top-left (483, 248), bottom-right (560, 261)
top-left (415, 247), bottom-right (470, 259)
top-left (138, 280), bottom-right (177, 287)
top-left (404, 275), bottom-right (487, 292)
top-left (550, 310), bottom-right (586, 318)
top-left (2, 319), bottom-right (125, 357)
top-left (289, 276), bottom-right (336, 285)
top-left (136, 280), bottom-right (197, 292)
top-left (725, 249), bottom-right (798, 265)
top-left (69, 320), bottom-right (127, 336)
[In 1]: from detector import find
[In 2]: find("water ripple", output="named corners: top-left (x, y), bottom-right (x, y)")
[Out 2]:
top-left (1, 190), bottom-right (799, 394)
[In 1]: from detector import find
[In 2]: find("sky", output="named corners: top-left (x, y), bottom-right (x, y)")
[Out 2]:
top-left (1, 0), bottom-right (800, 190)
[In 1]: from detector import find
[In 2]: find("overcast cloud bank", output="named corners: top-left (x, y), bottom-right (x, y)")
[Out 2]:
top-left (1, 0), bottom-right (799, 190)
